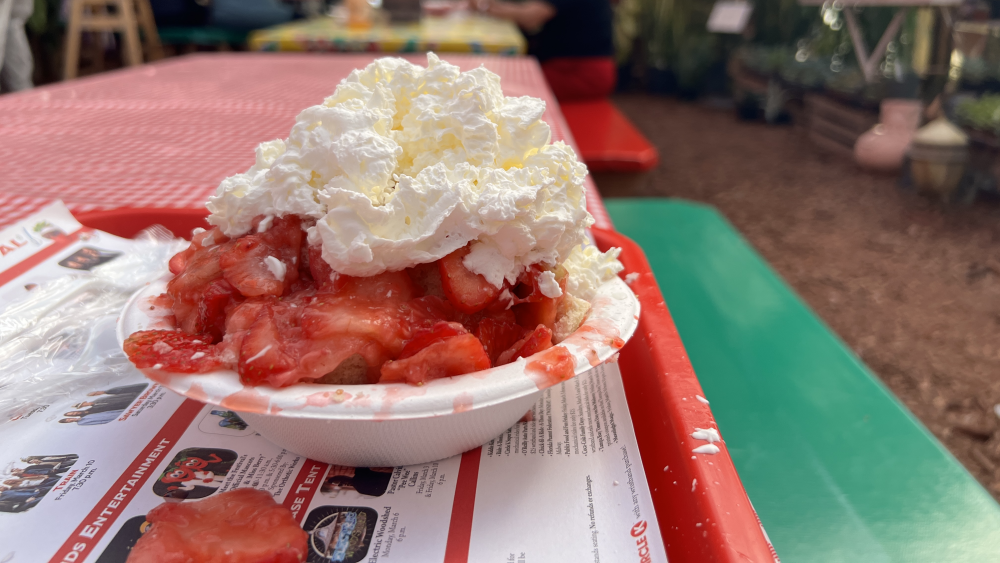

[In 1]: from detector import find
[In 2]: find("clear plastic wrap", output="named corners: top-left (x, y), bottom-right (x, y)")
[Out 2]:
top-left (0, 226), bottom-right (187, 423)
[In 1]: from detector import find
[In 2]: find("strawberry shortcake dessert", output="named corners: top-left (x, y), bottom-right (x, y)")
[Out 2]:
top-left (124, 54), bottom-right (624, 388)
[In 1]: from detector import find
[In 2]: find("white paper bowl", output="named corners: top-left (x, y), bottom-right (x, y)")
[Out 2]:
top-left (118, 277), bottom-right (640, 466)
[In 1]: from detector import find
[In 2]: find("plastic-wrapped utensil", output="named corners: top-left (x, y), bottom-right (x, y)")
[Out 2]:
top-left (0, 226), bottom-right (187, 423)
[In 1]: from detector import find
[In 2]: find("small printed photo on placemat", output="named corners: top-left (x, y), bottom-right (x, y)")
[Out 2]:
top-left (56, 383), bottom-right (149, 427)
top-left (197, 409), bottom-right (254, 436)
top-left (0, 454), bottom-right (78, 513)
top-left (58, 247), bottom-right (122, 271)
top-left (152, 448), bottom-right (238, 500)
top-left (95, 515), bottom-right (151, 563)
top-left (320, 466), bottom-right (393, 498)
top-left (303, 506), bottom-right (378, 563)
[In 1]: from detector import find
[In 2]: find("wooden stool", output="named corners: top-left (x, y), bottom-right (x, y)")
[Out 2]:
top-left (64, 0), bottom-right (163, 80)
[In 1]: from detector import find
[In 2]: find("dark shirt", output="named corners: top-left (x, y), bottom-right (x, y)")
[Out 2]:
top-left (528, 0), bottom-right (614, 61)
top-left (103, 384), bottom-right (148, 396)
top-left (351, 468), bottom-right (393, 497)
top-left (37, 476), bottom-right (62, 488)
top-left (0, 494), bottom-right (41, 512)
top-left (0, 489), bottom-right (41, 502)
top-left (89, 394), bottom-right (137, 413)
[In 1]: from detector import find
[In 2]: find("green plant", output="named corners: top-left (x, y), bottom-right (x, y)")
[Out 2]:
top-left (956, 95), bottom-right (1000, 133)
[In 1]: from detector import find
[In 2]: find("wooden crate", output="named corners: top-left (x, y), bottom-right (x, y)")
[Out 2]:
top-left (804, 93), bottom-right (878, 158)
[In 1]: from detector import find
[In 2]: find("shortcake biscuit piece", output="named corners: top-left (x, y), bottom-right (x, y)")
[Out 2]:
top-left (553, 293), bottom-right (591, 343)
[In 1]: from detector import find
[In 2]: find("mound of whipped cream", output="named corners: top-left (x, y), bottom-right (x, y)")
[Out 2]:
top-left (207, 53), bottom-right (621, 295)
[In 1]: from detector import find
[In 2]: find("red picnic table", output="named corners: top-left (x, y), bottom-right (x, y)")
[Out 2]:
top-left (0, 53), bottom-right (609, 229)
top-left (0, 53), bottom-right (776, 563)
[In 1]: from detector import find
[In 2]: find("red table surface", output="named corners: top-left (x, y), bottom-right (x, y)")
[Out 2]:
top-left (0, 53), bottom-right (610, 230)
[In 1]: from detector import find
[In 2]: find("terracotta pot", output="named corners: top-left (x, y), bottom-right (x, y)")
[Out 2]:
top-left (854, 99), bottom-right (923, 172)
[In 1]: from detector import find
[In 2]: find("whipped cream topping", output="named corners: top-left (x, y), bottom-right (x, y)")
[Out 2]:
top-left (207, 53), bottom-right (616, 292)
top-left (562, 245), bottom-right (624, 301)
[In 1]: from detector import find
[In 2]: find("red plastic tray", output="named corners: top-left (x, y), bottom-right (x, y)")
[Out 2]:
top-left (76, 208), bottom-right (776, 563)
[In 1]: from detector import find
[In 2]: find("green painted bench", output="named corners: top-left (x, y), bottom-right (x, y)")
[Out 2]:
top-left (605, 199), bottom-right (1000, 562)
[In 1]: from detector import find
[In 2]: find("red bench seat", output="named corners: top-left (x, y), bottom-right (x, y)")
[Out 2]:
top-left (560, 100), bottom-right (659, 172)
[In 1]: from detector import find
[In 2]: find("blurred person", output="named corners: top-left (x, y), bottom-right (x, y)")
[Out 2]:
top-left (21, 455), bottom-right (76, 464)
top-left (73, 392), bottom-right (136, 413)
top-left (149, 0), bottom-right (210, 26)
top-left (0, 0), bottom-right (33, 92)
top-left (21, 458), bottom-right (64, 468)
top-left (11, 463), bottom-right (66, 477)
top-left (59, 408), bottom-right (124, 425)
top-left (477, 0), bottom-right (615, 100)
top-left (4, 475), bottom-right (48, 488)
top-left (150, 0), bottom-right (293, 33)
top-left (86, 383), bottom-right (147, 398)
top-left (0, 487), bottom-right (41, 512)
top-left (209, 0), bottom-right (294, 30)
top-left (10, 467), bottom-right (48, 477)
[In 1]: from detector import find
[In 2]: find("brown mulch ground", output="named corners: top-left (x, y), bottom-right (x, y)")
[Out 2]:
top-left (601, 93), bottom-right (1000, 502)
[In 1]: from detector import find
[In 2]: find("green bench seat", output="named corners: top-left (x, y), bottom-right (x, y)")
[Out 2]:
top-left (158, 27), bottom-right (249, 47)
top-left (605, 199), bottom-right (1000, 562)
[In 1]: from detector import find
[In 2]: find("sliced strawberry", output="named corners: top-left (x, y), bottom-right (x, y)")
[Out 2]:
top-left (168, 246), bottom-right (195, 276)
top-left (300, 296), bottom-right (413, 358)
top-left (335, 271), bottom-right (417, 303)
top-left (219, 215), bottom-right (303, 298)
top-left (474, 317), bottom-right (527, 364)
top-left (167, 241), bottom-right (234, 335)
top-left (379, 333), bottom-right (491, 385)
top-left (168, 227), bottom-right (229, 276)
top-left (193, 225), bottom-right (230, 247)
top-left (495, 325), bottom-right (554, 366)
top-left (224, 298), bottom-right (271, 334)
top-left (228, 288), bottom-right (419, 386)
top-left (512, 266), bottom-right (564, 330)
top-left (220, 235), bottom-right (282, 297)
top-left (124, 330), bottom-right (224, 373)
top-left (307, 243), bottom-right (338, 292)
top-left (399, 321), bottom-right (468, 359)
top-left (198, 278), bottom-right (242, 343)
top-left (126, 488), bottom-right (307, 563)
top-left (289, 241), bottom-right (315, 293)
top-left (511, 265), bottom-right (545, 304)
top-left (439, 246), bottom-right (502, 314)
top-left (238, 304), bottom-right (299, 386)
top-left (407, 261), bottom-right (445, 298)
top-left (514, 295), bottom-right (559, 330)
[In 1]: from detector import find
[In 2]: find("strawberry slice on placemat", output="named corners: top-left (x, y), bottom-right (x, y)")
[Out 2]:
top-left (126, 488), bottom-right (307, 563)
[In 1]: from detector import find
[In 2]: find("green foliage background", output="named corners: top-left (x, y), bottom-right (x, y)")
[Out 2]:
top-left (614, 0), bottom-right (907, 94)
